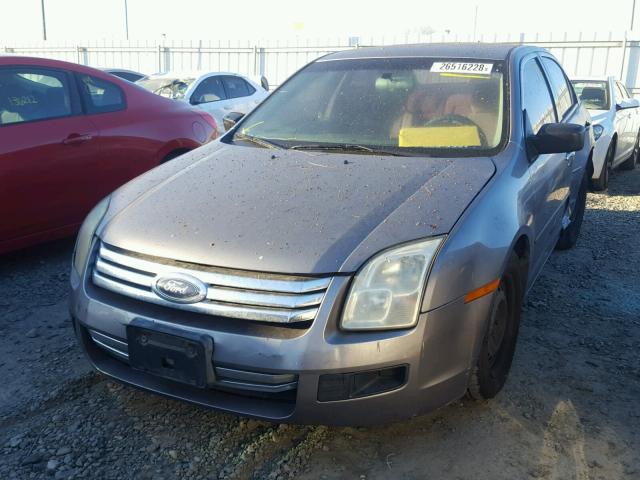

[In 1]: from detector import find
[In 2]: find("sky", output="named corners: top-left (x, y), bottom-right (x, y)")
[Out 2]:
top-left (0, 0), bottom-right (636, 42)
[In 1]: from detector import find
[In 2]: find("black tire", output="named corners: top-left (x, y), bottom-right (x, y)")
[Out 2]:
top-left (467, 252), bottom-right (524, 400)
top-left (590, 141), bottom-right (613, 191)
top-left (620, 131), bottom-right (639, 170)
top-left (556, 173), bottom-right (588, 251)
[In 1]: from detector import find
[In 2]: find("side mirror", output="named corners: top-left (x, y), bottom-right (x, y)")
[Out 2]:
top-left (223, 112), bottom-right (245, 131)
top-left (529, 123), bottom-right (585, 155)
top-left (616, 98), bottom-right (640, 110)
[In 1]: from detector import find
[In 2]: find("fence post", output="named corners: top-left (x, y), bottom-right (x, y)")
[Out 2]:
top-left (253, 45), bottom-right (258, 75)
top-left (197, 39), bottom-right (202, 70)
top-left (620, 31), bottom-right (628, 81)
top-left (163, 46), bottom-right (171, 72)
top-left (76, 46), bottom-right (88, 65)
top-left (157, 44), bottom-right (162, 72)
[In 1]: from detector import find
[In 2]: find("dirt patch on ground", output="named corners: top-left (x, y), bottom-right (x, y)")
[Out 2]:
top-left (1, 168), bottom-right (638, 480)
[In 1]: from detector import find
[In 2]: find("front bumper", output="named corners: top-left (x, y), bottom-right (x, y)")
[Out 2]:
top-left (70, 253), bottom-right (493, 426)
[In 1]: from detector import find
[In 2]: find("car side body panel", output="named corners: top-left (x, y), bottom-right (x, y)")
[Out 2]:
top-left (424, 48), bottom-right (591, 311)
top-left (0, 56), bottom-right (215, 254)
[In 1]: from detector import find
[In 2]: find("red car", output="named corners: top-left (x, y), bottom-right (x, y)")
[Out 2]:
top-left (0, 56), bottom-right (217, 254)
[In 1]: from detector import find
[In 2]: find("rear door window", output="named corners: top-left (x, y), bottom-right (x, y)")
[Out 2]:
top-left (222, 76), bottom-right (253, 99)
top-left (521, 59), bottom-right (556, 134)
top-left (191, 76), bottom-right (227, 103)
top-left (77, 74), bottom-right (125, 114)
top-left (0, 67), bottom-right (74, 126)
top-left (114, 71), bottom-right (143, 82)
top-left (541, 57), bottom-right (575, 119)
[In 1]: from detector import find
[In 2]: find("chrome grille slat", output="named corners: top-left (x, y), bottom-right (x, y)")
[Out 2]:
top-left (89, 330), bottom-right (129, 360)
top-left (205, 286), bottom-right (323, 309)
top-left (99, 245), bottom-right (330, 293)
top-left (86, 329), bottom-right (298, 393)
top-left (90, 330), bottom-right (129, 349)
top-left (92, 243), bottom-right (330, 324)
top-left (95, 258), bottom-right (154, 289)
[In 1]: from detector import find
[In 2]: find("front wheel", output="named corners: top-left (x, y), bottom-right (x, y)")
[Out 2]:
top-left (556, 173), bottom-right (588, 251)
top-left (591, 142), bottom-right (613, 191)
top-left (467, 252), bottom-right (524, 400)
top-left (620, 131), bottom-right (639, 170)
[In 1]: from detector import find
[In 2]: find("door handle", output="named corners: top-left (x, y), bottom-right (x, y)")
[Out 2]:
top-left (223, 106), bottom-right (232, 110)
top-left (565, 152), bottom-right (575, 166)
top-left (63, 133), bottom-right (93, 145)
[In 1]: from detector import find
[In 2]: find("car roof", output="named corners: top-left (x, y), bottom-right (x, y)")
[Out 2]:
top-left (102, 68), bottom-right (144, 75)
top-left (144, 71), bottom-right (244, 79)
top-left (320, 43), bottom-right (539, 62)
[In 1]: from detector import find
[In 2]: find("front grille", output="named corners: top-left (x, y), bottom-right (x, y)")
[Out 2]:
top-left (87, 328), bottom-right (298, 394)
top-left (92, 242), bottom-right (331, 324)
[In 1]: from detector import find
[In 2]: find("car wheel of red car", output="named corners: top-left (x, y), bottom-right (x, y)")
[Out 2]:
top-left (161, 150), bottom-right (189, 164)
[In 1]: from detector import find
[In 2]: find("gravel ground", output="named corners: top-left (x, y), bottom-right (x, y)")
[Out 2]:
top-left (0, 167), bottom-right (638, 480)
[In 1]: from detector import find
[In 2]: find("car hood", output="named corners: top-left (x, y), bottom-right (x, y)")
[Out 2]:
top-left (588, 109), bottom-right (610, 124)
top-left (100, 144), bottom-right (495, 274)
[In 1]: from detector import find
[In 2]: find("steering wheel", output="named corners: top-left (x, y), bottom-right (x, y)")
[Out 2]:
top-left (424, 114), bottom-right (488, 148)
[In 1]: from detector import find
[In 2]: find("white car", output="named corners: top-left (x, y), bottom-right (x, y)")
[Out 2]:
top-left (572, 77), bottom-right (640, 190)
top-left (136, 71), bottom-right (268, 134)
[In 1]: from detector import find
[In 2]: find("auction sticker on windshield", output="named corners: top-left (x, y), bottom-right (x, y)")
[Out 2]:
top-left (431, 62), bottom-right (493, 75)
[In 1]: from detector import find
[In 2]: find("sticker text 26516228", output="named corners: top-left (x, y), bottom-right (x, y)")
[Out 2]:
top-left (431, 62), bottom-right (494, 75)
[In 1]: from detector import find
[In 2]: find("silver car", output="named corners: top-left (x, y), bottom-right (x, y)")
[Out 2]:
top-left (70, 44), bottom-right (593, 425)
top-left (571, 77), bottom-right (640, 190)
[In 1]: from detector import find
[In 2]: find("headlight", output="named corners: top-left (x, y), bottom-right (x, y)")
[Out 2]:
top-left (592, 124), bottom-right (604, 141)
top-left (72, 196), bottom-right (110, 275)
top-left (341, 238), bottom-right (443, 331)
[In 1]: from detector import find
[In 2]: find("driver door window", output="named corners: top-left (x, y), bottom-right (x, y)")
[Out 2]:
top-left (222, 76), bottom-right (253, 99)
top-left (521, 59), bottom-right (556, 134)
top-left (191, 76), bottom-right (227, 104)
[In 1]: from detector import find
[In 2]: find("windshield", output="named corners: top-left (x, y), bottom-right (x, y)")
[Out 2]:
top-left (136, 75), bottom-right (196, 99)
top-left (571, 81), bottom-right (610, 110)
top-left (233, 57), bottom-right (506, 156)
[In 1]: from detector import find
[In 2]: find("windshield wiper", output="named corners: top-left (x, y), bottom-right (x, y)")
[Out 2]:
top-left (234, 133), bottom-right (283, 149)
top-left (288, 144), bottom-right (407, 156)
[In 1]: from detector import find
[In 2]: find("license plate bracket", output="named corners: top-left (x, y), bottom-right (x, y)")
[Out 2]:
top-left (126, 319), bottom-right (215, 388)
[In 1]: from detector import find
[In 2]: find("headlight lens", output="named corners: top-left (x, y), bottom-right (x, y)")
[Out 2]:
top-left (341, 238), bottom-right (442, 331)
top-left (72, 196), bottom-right (110, 275)
top-left (593, 124), bottom-right (604, 141)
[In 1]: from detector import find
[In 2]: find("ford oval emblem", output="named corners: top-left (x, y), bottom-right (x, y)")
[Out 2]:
top-left (152, 273), bottom-right (208, 304)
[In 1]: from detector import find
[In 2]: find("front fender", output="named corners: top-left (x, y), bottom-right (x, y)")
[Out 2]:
top-left (422, 145), bottom-right (533, 312)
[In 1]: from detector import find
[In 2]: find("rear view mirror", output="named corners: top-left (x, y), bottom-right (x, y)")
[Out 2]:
top-left (529, 123), bottom-right (585, 155)
top-left (223, 112), bottom-right (245, 131)
top-left (616, 98), bottom-right (640, 110)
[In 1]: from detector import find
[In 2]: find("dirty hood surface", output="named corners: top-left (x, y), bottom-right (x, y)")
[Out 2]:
top-left (101, 144), bottom-right (495, 274)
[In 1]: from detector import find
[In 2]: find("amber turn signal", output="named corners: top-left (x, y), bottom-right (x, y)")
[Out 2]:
top-left (464, 278), bottom-right (501, 304)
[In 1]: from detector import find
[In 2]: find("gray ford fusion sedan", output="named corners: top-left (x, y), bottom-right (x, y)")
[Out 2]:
top-left (70, 44), bottom-right (594, 425)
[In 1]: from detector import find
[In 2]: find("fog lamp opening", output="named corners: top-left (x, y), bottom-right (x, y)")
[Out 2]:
top-left (317, 365), bottom-right (408, 402)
